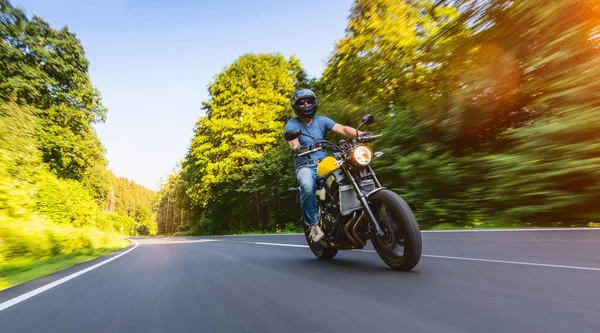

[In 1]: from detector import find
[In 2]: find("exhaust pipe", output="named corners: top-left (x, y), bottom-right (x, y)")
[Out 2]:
top-left (344, 212), bottom-right (359, 247)
top-left (352, 212), bottom-right (365, 249)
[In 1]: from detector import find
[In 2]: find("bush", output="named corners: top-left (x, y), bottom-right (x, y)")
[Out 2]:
top-left (284, 222), bottom-right (303, 233)
top-left (94, 211), bottom-right (135, 235)
top-left (0, 215), bottom-right (129, 265)
top-left (0, 102), bottom-right (41, 218)
top-left (35, 172), bottom-right (99, 227)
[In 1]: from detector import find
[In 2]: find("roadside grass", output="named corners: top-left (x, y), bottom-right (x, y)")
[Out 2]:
top-left (0, 247), bottom-right (125, 291)
top-left (0, 216), bottom-right (130, 292)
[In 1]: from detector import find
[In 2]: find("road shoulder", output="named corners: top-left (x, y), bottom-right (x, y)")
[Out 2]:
top-left (0, 240), bottom-right (136, 303)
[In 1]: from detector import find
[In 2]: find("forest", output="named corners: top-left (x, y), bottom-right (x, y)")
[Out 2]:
top-left (2, 0), bottom-right (600, 270)
top-left (155, 0), bottom-right (600, 235)
top-left (0, 0), bottom-right (155, 289)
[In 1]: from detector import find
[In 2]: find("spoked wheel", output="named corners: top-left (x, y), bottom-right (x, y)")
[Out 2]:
top-left (370, 190), bottom-right (422, 271)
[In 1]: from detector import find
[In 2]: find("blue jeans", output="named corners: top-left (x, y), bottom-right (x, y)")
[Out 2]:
top-left (296, 165), bottom-right (318, 226)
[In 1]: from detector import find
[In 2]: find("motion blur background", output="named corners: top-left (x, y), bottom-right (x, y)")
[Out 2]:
top-left (1, 0), bottom-right (599, 288)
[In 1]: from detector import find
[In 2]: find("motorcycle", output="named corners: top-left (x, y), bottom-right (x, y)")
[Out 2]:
top-left (286, 114), bottom-right (422, 271)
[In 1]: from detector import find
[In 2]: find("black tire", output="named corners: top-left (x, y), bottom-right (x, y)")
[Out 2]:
top-left (304, 232), bottom-right (338, 260)
top-left (369, 189), bottom-right (422, 271)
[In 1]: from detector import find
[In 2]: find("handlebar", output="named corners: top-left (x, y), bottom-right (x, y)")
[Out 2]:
top-left (297, 146), bottom-right (323, 157)
top-left (358, 134), bottom-right (382, 142)
top-left (296, 134), bottom-right (382, 157)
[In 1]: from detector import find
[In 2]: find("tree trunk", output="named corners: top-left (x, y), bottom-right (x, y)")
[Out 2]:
top-left (180, 209), bottom-right (184, 230)
top-left (165, 197), bottom-right (171, 235)
top-left (256, 192), bottom-right (263, 231)
top-left (266, 201), bottom-right (270, 232)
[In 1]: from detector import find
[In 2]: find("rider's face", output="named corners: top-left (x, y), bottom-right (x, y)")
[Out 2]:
top-left (297, 99), bottom-right (313, 107)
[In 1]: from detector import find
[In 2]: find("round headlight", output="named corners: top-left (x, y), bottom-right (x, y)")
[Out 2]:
top-left (352, 145), bottom-right (372, 166)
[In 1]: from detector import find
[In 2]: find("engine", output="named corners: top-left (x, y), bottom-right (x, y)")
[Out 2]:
top-left (318, 201), bottom-right (340, 233)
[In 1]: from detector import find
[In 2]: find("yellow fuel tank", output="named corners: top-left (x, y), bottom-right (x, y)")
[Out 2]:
top-left (317, 156), bottom-right (340, 177)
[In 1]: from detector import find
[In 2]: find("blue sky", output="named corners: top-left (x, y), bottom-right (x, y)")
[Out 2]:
top-left (13, 0), bottom-right (354, 190)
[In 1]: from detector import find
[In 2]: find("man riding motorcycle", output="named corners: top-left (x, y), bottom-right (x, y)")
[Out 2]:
top-left (284, 88), bottom-right (363, 242)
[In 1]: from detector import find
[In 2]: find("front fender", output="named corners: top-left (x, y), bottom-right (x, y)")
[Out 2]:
top-left (366, 187), bottom-right (386, 199)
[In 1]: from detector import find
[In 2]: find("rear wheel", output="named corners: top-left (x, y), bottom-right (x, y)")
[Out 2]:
top-left (369, 190), bottom-right (422, 271)
top-left (304, 232), bottom-right (338, 260)
top-left (303, 212), bottom-right (338, 260)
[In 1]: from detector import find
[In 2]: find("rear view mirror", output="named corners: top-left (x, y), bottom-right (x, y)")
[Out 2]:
top-left (362, 114), bottom-right (374, 125)
top-left (284, 128), bottom-right (302, 141)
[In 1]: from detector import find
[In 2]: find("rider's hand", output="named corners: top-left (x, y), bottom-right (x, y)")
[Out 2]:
top-left (293, 145), bottom-right (309, 154)
top-left (359, 132), bottom-right (373, 139)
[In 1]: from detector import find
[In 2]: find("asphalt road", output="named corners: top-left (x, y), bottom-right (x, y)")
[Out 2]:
top-left (2, 229), bottom-right (600, 333)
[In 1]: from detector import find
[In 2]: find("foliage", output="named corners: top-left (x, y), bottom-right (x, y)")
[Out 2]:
top-left (316, 0), bottom-right (600, 227)
top-left (35, 171), bottom-right (98, 227)
top-left (318, 0), bottom-right (478, 224)
top-left (0, 248), bottom-right (120, 291)
top-left (0, 0), bottom-right (154, 288)
top-left (445, 0), bottom-right (600, 224)
top-left (185, 53), bottom-right (304, 205)
top-left (0, 215), bottom-right (128, 290)
top-left (36, 104), bottom-right (110, 204)
top-left (161, 53), bottom-right (308, 234)
top-left (0, 102), bottom-right (40, 217)
top-left (238, 139), bottom-right (301, 231)
top-left (158, 0), bottom-right (600, 234)
top-left (1, 0), bottom-right (109, 203)
top-left (108, 173), bottom-right (156, 235)
top-left (0, 216), bottom-right (128, 263)
top-left (155, 171), bottom-right (189, 235)
top-left (95, 211), bottom-right (135, 235)
top-left (322, 0), bottom-right (469, 105)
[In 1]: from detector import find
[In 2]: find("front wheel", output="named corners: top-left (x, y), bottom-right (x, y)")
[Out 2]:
top-left (369, 190), bottom-right (422, 271)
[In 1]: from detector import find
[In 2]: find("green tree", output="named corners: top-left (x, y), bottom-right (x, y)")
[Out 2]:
top-left (455, 0), bottom-right (600, 224)
top-left (0, 1), bottom-right (152, 280)
top-left (321, 0), bottom-right (600, 226)
top-left (108, 173), bottom-right (156, 235)
top-left (180, 53), bottom-right (307, 233)
top-left (238, 140), bottom-right (301, 232)
top-left (35, 174), bottom-right (98, 227)
top-left (317, 0), bottom-right (477, 225)
top-left (322, 0), bottom-right (468, 105)
top-left (0, 102), bottom-right (40, 217)
top-left (155, 171), bottom-right (188, 235)
top-left (1, 1), bottom-right (109, 203)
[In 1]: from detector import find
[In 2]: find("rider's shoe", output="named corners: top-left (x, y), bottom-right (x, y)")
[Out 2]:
top-left (309, 224), bottom-right (325, 242)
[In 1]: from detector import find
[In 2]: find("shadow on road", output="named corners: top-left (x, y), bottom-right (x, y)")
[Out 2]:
top-left (255, 254), bottom-right (424, 276)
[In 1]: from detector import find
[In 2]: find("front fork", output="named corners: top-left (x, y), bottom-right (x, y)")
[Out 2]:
top-left (369, 165), bottom-right (382, 188)
top-left (344, 166), bottom-right (385, 237)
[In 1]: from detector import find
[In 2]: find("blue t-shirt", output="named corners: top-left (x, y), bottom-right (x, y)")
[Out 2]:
top-left (284, 116), bottom-right (337, 167)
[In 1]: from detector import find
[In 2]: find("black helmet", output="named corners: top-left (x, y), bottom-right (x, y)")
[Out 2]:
top-left (290, 88), bottom-right (318, 118)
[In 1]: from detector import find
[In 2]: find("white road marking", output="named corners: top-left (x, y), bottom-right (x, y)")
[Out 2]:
top-left (421, 227), bottom-right (600, 233)
top-left (0, 240), bottom-right (139, 313)
top-left (141, 239), bottom-right (218, 245)
top-left (422, 254), bottom-right (600, 271)
top-left (207, 233), bottom-right (302, 237)
top-left (218, 240), bottom-right (308, 248)
top-left (238, 241), bottom-right (600, 272)
top-left (254, 242), bottom-right (310, 248)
